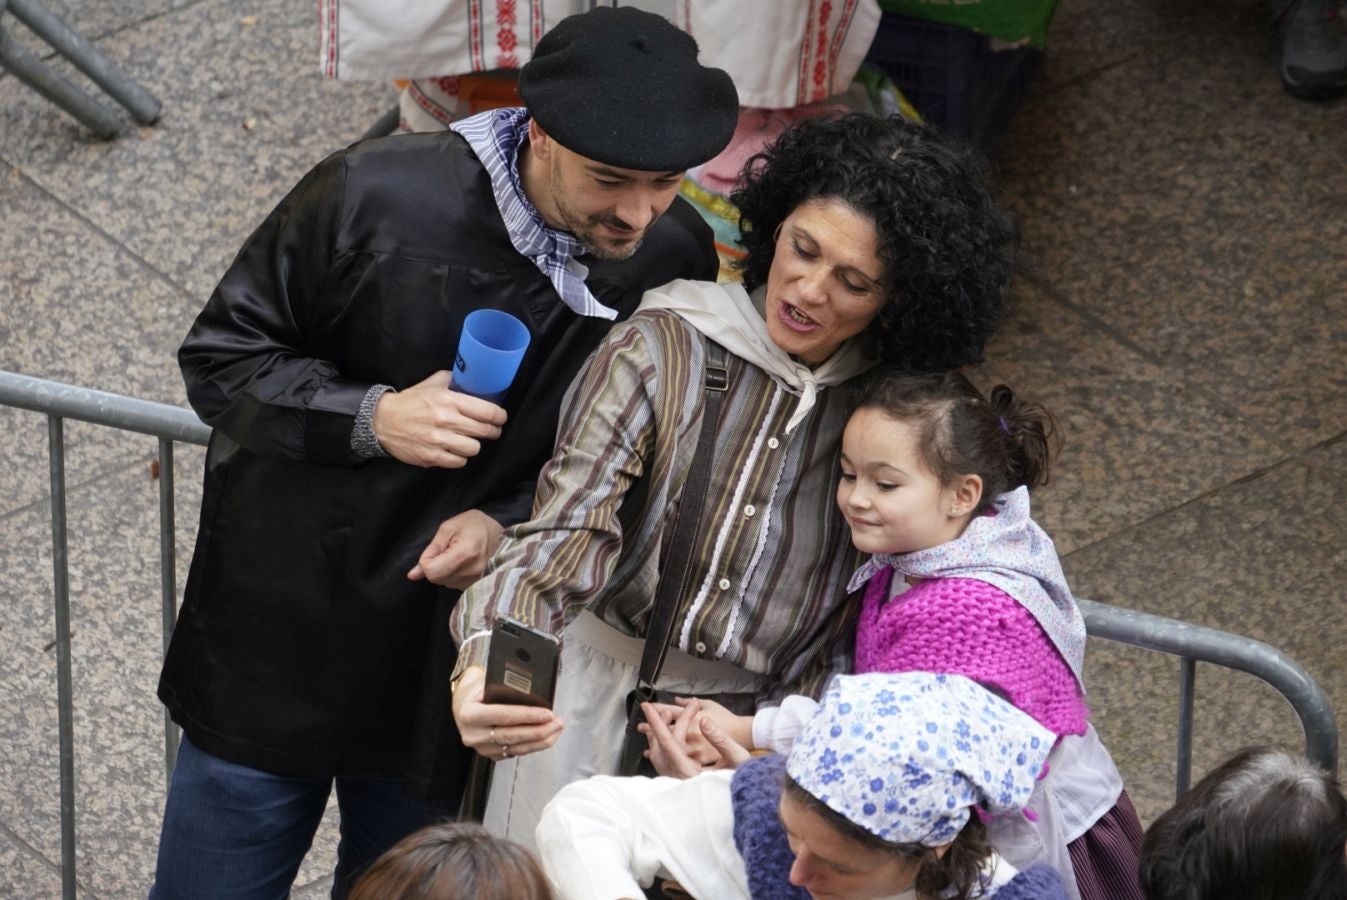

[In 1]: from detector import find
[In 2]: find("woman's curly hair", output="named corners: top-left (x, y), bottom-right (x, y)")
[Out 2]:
top-left (731, 113), bottom-right (1017, 372)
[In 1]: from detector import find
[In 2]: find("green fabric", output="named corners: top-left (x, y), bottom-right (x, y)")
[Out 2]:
top-left (877, 0), bottom-right (1059, 48)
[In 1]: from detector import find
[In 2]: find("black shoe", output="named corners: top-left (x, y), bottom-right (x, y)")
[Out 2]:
top-left (1277, 0), bottom-right (1347, 99)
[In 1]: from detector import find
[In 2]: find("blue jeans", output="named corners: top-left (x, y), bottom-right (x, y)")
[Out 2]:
top-left (149, 736), bottom-right (454, 899)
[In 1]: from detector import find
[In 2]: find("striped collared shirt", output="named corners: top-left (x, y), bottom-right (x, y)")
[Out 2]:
top-left (454, 307), bottom-right (863, 699)
top-left (449, 107), bottom-right (616, 320)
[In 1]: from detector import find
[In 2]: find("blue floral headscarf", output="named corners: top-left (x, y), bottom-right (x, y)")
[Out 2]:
top-left (785, 672), bottom-right (1054, 847)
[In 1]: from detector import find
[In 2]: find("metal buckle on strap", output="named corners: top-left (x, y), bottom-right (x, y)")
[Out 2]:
top-left (705, 365), bottom-right (729, 392)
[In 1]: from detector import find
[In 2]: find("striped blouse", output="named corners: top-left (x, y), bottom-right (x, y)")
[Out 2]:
top-left (452, 308), bottom-right (864, 700)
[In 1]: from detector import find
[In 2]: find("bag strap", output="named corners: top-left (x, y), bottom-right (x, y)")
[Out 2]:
top-left (630, 338), bottom-right (729, 707)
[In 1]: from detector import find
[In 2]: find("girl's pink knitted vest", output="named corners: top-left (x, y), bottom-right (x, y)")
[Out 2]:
top-left (854, 568), bottom-right (1089, 738)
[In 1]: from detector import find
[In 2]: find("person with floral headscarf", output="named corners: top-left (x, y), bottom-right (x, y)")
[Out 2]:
top-left (535, 672), bottom-right (1068, 900)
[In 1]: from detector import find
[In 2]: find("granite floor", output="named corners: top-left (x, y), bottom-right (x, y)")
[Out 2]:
top-left (1, 0), bottom-right (1344, 896)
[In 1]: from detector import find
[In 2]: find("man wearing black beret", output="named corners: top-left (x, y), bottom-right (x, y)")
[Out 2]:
top-left (150, 7), bottom-right (737, 898)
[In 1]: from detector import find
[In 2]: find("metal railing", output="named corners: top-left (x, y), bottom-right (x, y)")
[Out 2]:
top-left (0, 370), bottom-right (209, 900)
top-left (0, 370), bottom-right (1338, 896)
top-left (0, 0), bottom-right (161, 138)
top-left (1079, 598), bottom-right (1338, 795)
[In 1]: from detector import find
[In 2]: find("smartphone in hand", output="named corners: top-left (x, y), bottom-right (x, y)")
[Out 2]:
top-left (483, 616), bottom-right (559, 709)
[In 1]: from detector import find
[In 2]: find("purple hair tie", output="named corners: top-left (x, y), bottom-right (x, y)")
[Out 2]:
top-left (998, 416), bottom-right (1010, 435)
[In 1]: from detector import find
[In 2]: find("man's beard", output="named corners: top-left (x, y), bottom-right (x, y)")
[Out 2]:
top-left (571, 219), bottom-right (645, 261)
top-left (550, 182), bottom-right (647, 260)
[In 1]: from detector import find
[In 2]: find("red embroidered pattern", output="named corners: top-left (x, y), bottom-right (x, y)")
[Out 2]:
top-left (468, 0), bottom-right (485, 71)
top-left (496, 0), bottom-right (519, 68)
top-left (409, 81), bottom-right (458, 127)
top-left (827, 0), bottom-right (860, 96)
top-left (321, 0), bottom-right (339, 79)
top-left (811, 0), bottom-right (833, 101)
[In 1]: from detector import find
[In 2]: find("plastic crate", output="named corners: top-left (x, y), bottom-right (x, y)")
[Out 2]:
top-left (864, 11), bottom-right (1042, 144)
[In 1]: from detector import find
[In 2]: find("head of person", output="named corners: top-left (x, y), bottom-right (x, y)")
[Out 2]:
top-left (837, 369), bottom-right (1061, 556)
top-left (1139, 746), bottom-right (1347, 900)
top-left (517, 6), bottom-right (737, 261)
top-left (730, 113), bottom-right (1016, 370)
top-left (347, 821), bottom-right (553, 900)
top-left (781, 672), bottom-right (1054, 900)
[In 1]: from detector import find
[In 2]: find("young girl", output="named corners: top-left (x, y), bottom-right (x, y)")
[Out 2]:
top-left (656, 370), bottom-right (1144, 900)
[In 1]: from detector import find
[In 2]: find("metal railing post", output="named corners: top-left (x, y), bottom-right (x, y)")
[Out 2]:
top-left (0, 18), bottom-right (121, 138)
top-left (1176, 657), bottom-right (1196, 796)
top-left (158, 437), bottom-right (181, 777)
top-left (1080, 598), bottom-right (1338, 784)
top-left (7, 0), bottom-right (162, 124)
top-left (47, 414), bottom-right (78, 900)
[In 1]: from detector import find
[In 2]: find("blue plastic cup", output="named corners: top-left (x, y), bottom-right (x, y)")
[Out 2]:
top-left (453, 309), bottom-right (531, 403)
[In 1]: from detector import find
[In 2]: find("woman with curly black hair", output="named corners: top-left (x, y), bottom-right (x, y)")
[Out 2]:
top-left (447, 113), bottom-right (1018, 849)
top-left (732, 112), bottom-right (1015, 373)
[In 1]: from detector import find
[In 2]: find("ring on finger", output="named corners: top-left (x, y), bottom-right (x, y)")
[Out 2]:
top-left (502, 744), bottom-right (511, 759)
top-left (490, 727), bottom-right (498, 745)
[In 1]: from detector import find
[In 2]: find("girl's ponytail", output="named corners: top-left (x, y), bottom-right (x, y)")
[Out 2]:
top-left (986, 384), bottom-right (1062, 493)
top-left (850, 370), bottom-right (1064, 513)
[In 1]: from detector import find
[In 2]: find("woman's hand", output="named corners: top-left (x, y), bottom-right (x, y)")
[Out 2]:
top-left (639, 700), bottom-right (751, 778)
top-left (451, 666), bottom-right (564, 761)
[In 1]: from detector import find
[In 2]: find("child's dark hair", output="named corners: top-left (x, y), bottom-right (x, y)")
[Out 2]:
top-left (852, 369), bottom-right (1062, 514)
top-left (347, 821), bottom-right (554, 900)
top-left (783, 776), bottom-right (993, 900)
top-left (1140, 746), bottom-right (1347, 900)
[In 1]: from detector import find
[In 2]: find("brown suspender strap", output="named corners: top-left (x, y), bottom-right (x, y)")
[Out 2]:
top-left (618, 338), bottom-right (729, 776)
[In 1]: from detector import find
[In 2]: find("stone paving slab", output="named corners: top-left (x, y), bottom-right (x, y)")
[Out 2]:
top-left (1039, 0), bottom-right (1266, 91)
top-left (974, 279), bottom-right (1285, 556)
top-left (1000, 5), bottom-right (1347, 449)
top-left (1065, 436), bottom-right (1347, 822)
top-left (0, 165), bottom-right (196, 517)
top-left (0, 0), bottom-right (393, 302)
top-left (0, 825), bottom-right (72, 899)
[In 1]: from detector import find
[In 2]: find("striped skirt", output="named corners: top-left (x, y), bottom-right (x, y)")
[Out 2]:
top-left (1067, 789), bottom-right (1146, 900)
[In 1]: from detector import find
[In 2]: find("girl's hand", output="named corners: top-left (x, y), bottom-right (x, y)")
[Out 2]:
top-left (672, 697), bottom-right (755, 753)
top-left (639, 700), bottom-right (751, 777)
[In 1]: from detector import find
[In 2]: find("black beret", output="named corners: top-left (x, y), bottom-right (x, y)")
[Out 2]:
top-left (519, 6), bottom-right (738, 171)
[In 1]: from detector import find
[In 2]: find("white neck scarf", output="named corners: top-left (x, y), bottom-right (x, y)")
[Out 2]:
top-left (638, 280), bottom-right (875, 432)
